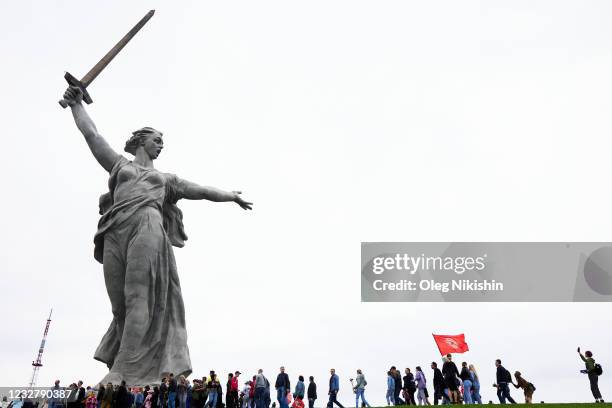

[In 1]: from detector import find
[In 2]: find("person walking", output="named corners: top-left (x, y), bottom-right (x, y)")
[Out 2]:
top-left (80, 382), bottom-right (88, 408)
top-left (459, 363), bottom-right (473, 404)
top-left (511, 372), bottom-right (535, 404)
top-left (136, 388), bottom-right (145, 408)
top-left (226, 374), bottom-right (235, 408)
top-left (307, 377), bottom-right (317, 408)
top-left (386, 372), bottom-right (395, 406)
top-left (73, 381), bottom-right (86, 408)
top-left (192, 380), bottom-right (204, 408)
top-left (468, 365), bottom-right (481, 404)
top-left (430, 363), bottom-right (446, 406)
top-left (203, 379), bottom-right (210, 408)
top-left (153, 386), bottom-right (161, 408)
top-left (249, 377), bottom-right (256, 408)
top-left (442, 356), bottom-right (460, 404)
top-left (205, 373), bottom-right (220, 408)
top-left (128, 388), bottom-right (135, 408)
top-left (116, 382), bottom-right (131, 408)
top-left (328, 369), bottom-right (344, 408)
top-left (276, 367), bottom-right (291, 408)
top-left (578, 347), bottom-right (604, 403)
top-left (85, 389), bottom-right (98, 408)
top-left (160, 378), bottom-right (168, 408)
top-left (294, 376), bottom-right (305, 403)
top-left (494, 360), bottom-right (516, 404)
top-left (96, 384), bottom-right (105, 408)
top-left (353, 369), bottom-right (370, 408)
top-left (255, 370), bottom-right (269, 408)
top-left (49, 380), bottom-right (63, 408)
top-left (187, 380), bottom-right (193, 408)
top-left (179, 376), bottom-right (189, 408)
top-left (403, 369), bottom-right (416, 406)
top-left (391, 367), bottom-right (404, 405)
top-left (415, 367), bottom-right (430, 406)
top-left (146, 389), bottom-right (154, 408)
top-left (231, 372), bottom-right (241, 408)
top-left (101, 383), bottom-right (114, 408)
top-left (242, 381), bottom-right (252, 408)
top-left (168, 374), bottom-right (178, 408)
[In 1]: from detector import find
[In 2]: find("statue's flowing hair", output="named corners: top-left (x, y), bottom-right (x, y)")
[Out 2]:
top-left (124, 127), bottom-right (163, 155)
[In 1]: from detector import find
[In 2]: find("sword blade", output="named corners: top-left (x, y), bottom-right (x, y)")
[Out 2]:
top-left (80, 9), bottom-right (155, 87)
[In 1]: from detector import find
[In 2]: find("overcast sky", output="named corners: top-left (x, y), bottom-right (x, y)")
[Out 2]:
top-left (1, 0), bottom-right (612, 404)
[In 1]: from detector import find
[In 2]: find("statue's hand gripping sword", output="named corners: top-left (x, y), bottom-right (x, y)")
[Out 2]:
top-left (59, 10), bottom-right (155, 108)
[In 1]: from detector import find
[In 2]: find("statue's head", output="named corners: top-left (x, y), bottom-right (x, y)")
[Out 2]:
top-left (124, 127), bottom-right (164, 159)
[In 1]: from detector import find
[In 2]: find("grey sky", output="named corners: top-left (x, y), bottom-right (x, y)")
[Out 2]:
top-left (1, 0), bottom-right (612, 404)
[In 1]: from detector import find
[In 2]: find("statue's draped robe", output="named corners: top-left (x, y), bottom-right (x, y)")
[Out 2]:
top-left (93, 156), bottom-right (192, 385)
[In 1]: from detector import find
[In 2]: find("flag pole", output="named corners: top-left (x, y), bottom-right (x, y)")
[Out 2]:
top-left (432, 333), bottom-right (444, 356)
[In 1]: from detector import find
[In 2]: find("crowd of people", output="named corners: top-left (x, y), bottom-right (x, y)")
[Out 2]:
top-left (383, 356), bottom-right (532, 406)
top-left (2, 347), bottom-right (605, 408)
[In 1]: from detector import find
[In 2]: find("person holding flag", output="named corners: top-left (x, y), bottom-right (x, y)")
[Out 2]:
top-left (432, 334), bottom-right (470, 405)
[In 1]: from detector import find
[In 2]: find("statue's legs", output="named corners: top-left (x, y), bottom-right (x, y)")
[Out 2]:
top-left (95, 207), bottom-right (192, 385)
top-left (94, 232), bottom-right (125, 369)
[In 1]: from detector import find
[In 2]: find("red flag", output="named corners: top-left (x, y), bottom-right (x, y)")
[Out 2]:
top-left (432, 333), bottom-right (469, 355)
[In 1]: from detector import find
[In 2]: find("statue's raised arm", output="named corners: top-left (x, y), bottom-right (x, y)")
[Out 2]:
top-left (63, 86), bottom-right (119, 172)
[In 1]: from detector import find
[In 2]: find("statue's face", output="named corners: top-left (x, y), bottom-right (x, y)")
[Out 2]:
top-left (142, 132), bottom-right (164, 160)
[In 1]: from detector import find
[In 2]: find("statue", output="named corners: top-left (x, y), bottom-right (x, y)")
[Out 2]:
top-left (61, 85), bottom-right (253, 385)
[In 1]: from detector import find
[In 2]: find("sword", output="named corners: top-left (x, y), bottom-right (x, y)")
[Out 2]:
top-left (59, 10), bottom-right (155, 108)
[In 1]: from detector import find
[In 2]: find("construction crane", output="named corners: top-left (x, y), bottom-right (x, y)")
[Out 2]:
top-left (29, 308), bottom-right (53, 388)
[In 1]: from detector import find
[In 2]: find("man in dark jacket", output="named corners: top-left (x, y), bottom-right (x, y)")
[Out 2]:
top-left (97, 384), bottom-right (106, 408)
top-left (275, 367), bottom-right (290, 408)
top-left (66, 383), bottom-right (79, 408)
top-left (307, 377), bottom-right (317, 408)
top-left (390, 367), bottom-right (404, 405)
top-left (157, 377), bottom-right (168, 408)
top-left (76, 381), bottom-right (86, 408)
top-left (218, 380), bottom-right (224, 408)
top-left (116, 381), bottom-right (131, 408)
top-left (160, 378), bottom-right (168, 408)
top-left (402, 368), bottom-right (416, 405)
top-left (494, 359), bottom-right (516, 404)
top-left (430, 362), bottom-right (446, 406)
top-left (227, 373), bottom-right (235, 408)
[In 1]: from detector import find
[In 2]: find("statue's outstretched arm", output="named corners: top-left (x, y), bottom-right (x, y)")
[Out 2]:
top-left (180, 179), bottom-right (253, 210)
top-left (63, 86), bottom-right (119, 172)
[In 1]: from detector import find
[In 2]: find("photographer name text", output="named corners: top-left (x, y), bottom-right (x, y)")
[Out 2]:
top-left (372, 279), bottom-right (503, 293)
